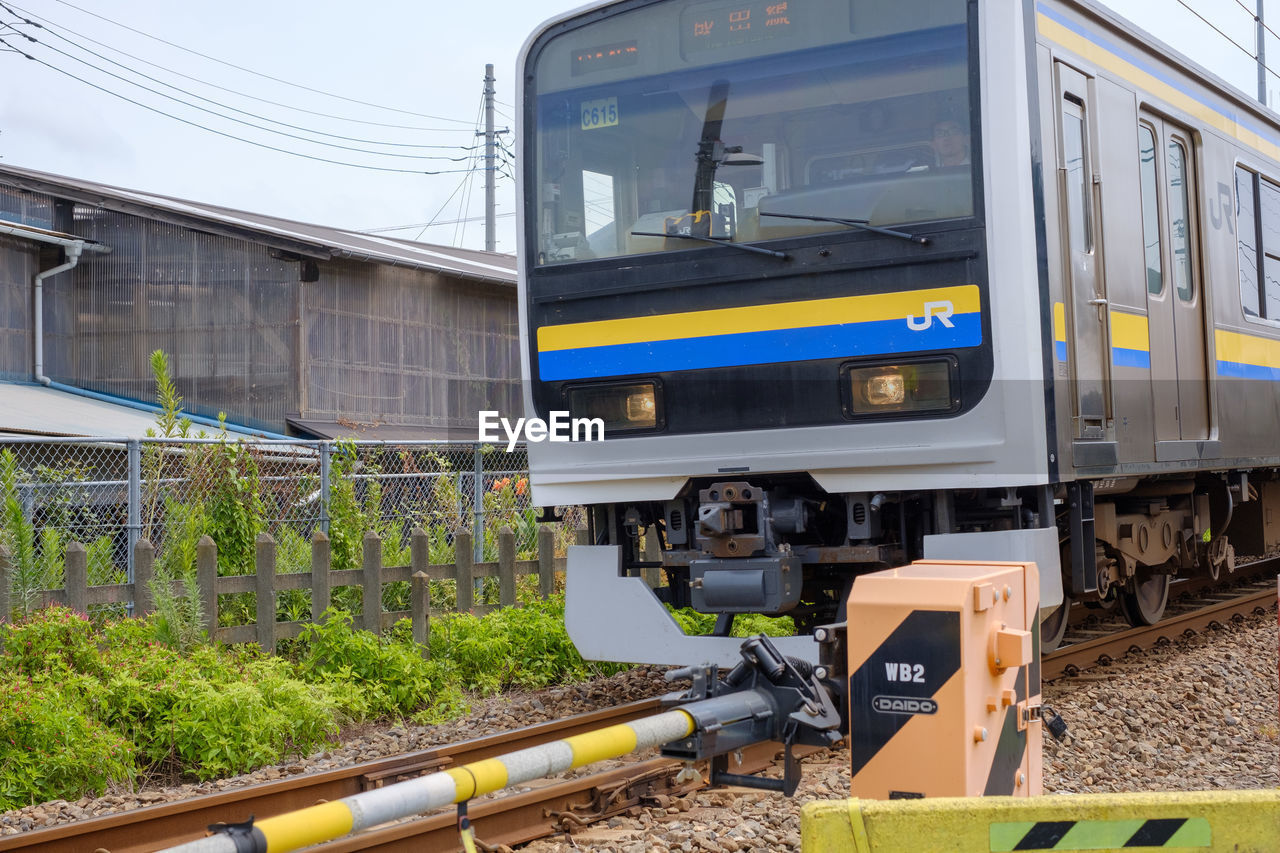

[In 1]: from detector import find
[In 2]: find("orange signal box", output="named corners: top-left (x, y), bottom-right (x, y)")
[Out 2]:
top-left (846, 560), bottom-right (1042, 800)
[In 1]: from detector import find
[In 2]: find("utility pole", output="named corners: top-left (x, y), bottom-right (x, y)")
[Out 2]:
top-left (483, 63), bottom-right (497, 253)
top-left (1259, 0), bottom-right (1268, 106)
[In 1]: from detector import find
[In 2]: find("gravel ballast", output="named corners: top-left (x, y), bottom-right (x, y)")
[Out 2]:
top-left (2, 610), bottom-right (1275, 849)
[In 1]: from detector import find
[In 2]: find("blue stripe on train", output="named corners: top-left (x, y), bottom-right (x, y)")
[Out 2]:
top-left (538, 313), bottom-right (983, 381)
top-left (1217, 359), bottom-right (1280, 381)
top-left (1111, 347), bottom-right (1150, 369)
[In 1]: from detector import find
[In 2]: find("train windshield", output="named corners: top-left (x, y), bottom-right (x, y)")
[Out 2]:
top-left (527, 0), bottom-right (975, 266)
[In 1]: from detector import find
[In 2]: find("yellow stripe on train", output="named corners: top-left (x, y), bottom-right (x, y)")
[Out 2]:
top-left (1109, 310), bottom-right (1149, 353)
top-left (1216, 327), bottom-right (1280, 370)
top-left (536, 285), bottom-right (980, 353)
top-left (1037, 12), bottom-right (1280, 165)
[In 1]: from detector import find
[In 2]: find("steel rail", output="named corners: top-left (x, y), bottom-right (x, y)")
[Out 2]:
top-left (0, 698), bottom-right (665, 853)
top-left (1043, 584), bottom-right (1277, 681)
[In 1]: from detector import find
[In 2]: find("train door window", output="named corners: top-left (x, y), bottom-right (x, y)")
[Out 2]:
top-left (1137, 124), bottom-right (1163, 296)
top-left (1062, 96), bottom-right (1091, 254)
top-left (1166, 138), bottom-right (1195, 303)
top-left (1258, 178), bottom-right (1280, 318)
top-left (1235, 167), bottom-right (1261, 317)
top-left (1139, 113), bottom-right (1208, 441)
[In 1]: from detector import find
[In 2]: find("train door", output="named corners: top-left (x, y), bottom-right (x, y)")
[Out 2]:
top-left (1056, 63), bottom-right (1111, 442)
top-left (1135, 116), bottom-right (1209, 444)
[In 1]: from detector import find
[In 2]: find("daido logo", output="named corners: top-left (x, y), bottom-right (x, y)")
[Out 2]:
top-left (872, 695), bottom-right (939, 716)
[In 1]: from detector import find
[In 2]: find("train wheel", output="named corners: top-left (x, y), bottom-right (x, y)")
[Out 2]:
top-left (1040, 597), bottom-right (1071, 651)
top-left (1120, 570), bottom-right (1169, 626)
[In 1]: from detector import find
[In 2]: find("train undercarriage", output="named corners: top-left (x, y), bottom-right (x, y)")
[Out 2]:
top-left (580, 468), bottom-right (1275, 656)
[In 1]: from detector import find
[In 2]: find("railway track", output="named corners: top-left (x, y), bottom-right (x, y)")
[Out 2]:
top-left (1044, 563), bottom-right (1278, 681)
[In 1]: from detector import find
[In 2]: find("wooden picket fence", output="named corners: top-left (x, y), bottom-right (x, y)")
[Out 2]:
top-left (0, 525), bottom-right (588, 655)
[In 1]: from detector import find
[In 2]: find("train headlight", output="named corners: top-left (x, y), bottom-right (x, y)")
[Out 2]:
top-left (864, 372), bottom-right (906, 406)
top-left (566, 381), bottom-right (661, 431)
top-left (845, 359), bottom-right (955, 416)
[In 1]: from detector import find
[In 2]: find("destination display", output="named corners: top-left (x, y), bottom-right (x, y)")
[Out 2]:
top-left (571, 40), bottom-right (640, 76)
top-left (680, 0), bottom-right (798, 54)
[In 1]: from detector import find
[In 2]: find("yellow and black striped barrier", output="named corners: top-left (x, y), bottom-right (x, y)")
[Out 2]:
top-left (802, 791), bottom-right (1280, 852)
top-left (162, 710), bottom-right (696, 853)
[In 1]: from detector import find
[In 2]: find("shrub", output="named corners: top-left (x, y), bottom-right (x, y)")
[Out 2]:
top-left (0, 607), bottom-right (342, 794)
top-left (429, 595), bottom-right (623, 692)
top-left (668, 607), bottom-right (795, 638)
top-left (0, 606), bottom-right (106, 679)
top-left (155, 667), bottom-right (340, 779)
top-left (292, 609), bottom-right (446, 719)
top-left (0, 677), bottom-right (135, 810)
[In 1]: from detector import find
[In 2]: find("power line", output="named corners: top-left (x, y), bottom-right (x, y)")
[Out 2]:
top-left (3, 0), bottom-right (481, 136)
top-left (0, 5), bottom-right (478, 153)
top-left (0, 35), bottom-right (498, 175)
top-left (1231, 0), bottom-right (1280, 49)
top-left (364, 212), bottom-right (515, 233)
top-left (456, 94), bottom-right (487, 246)
top-left (1172, 0), bottom-right (1280, 76)
top-left (49, 0), bottom-right (475, 123)
top-left (414, 172), bottom-right (475, 240)
top-left (0, 22), bottom-right (475, 161)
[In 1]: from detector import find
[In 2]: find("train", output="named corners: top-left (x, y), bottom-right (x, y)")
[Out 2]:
top-left (514, 0), bottom-right (1280, 667)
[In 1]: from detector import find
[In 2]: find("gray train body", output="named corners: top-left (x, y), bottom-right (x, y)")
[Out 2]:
top-left (515, 0), bottom-right (1280, 665)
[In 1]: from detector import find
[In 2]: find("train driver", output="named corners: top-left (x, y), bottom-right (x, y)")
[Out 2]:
top-left (930, 119), bottom-right (970, 167)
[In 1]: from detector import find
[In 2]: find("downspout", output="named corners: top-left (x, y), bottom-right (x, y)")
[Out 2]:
top-left (33, 242), bottom-right (82, 386)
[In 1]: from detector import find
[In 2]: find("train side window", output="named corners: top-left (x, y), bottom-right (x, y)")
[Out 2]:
top-left (1062, 99), bottom-right (1091, 254)
top-left (1258, 178), bottom-right (1280, 318)
top-left (1166, 139), bottom-right (1193, 303)
top-left (1137, 124), bottom-right (1163, 296)
top-left (1235, 167), bottom-right (1261, 317)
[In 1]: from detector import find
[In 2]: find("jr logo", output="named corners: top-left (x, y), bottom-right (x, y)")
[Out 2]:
top-left (906, 300), bottom-right (955, 331)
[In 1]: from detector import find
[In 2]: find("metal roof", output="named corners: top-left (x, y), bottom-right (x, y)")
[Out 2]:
top-left (0, 164), bottom-right (516, 285)
top-left (0, 383), bottom-right (273, 441)
top-left (286, 416), bottom-right (481, 442)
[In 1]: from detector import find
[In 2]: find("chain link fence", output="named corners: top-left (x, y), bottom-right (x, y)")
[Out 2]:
top-left (0, 438), bottom-right (578, 615)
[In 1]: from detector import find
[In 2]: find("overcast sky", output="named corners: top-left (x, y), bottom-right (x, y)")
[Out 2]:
top-left (0, 1), bottom-right (1272, 255)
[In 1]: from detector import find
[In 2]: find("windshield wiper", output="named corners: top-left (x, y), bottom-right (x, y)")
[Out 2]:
top-left (759, 211), bottom-right (930, 245)
top-left (629, 231), bottom-right (791, 260)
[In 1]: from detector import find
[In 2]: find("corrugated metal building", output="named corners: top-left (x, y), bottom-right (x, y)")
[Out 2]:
top-left (0, 165), bottom-right (519, 438)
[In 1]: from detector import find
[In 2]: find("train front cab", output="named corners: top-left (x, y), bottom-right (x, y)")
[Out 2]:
top-left (517, 0), bottom-right (1065, 668)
